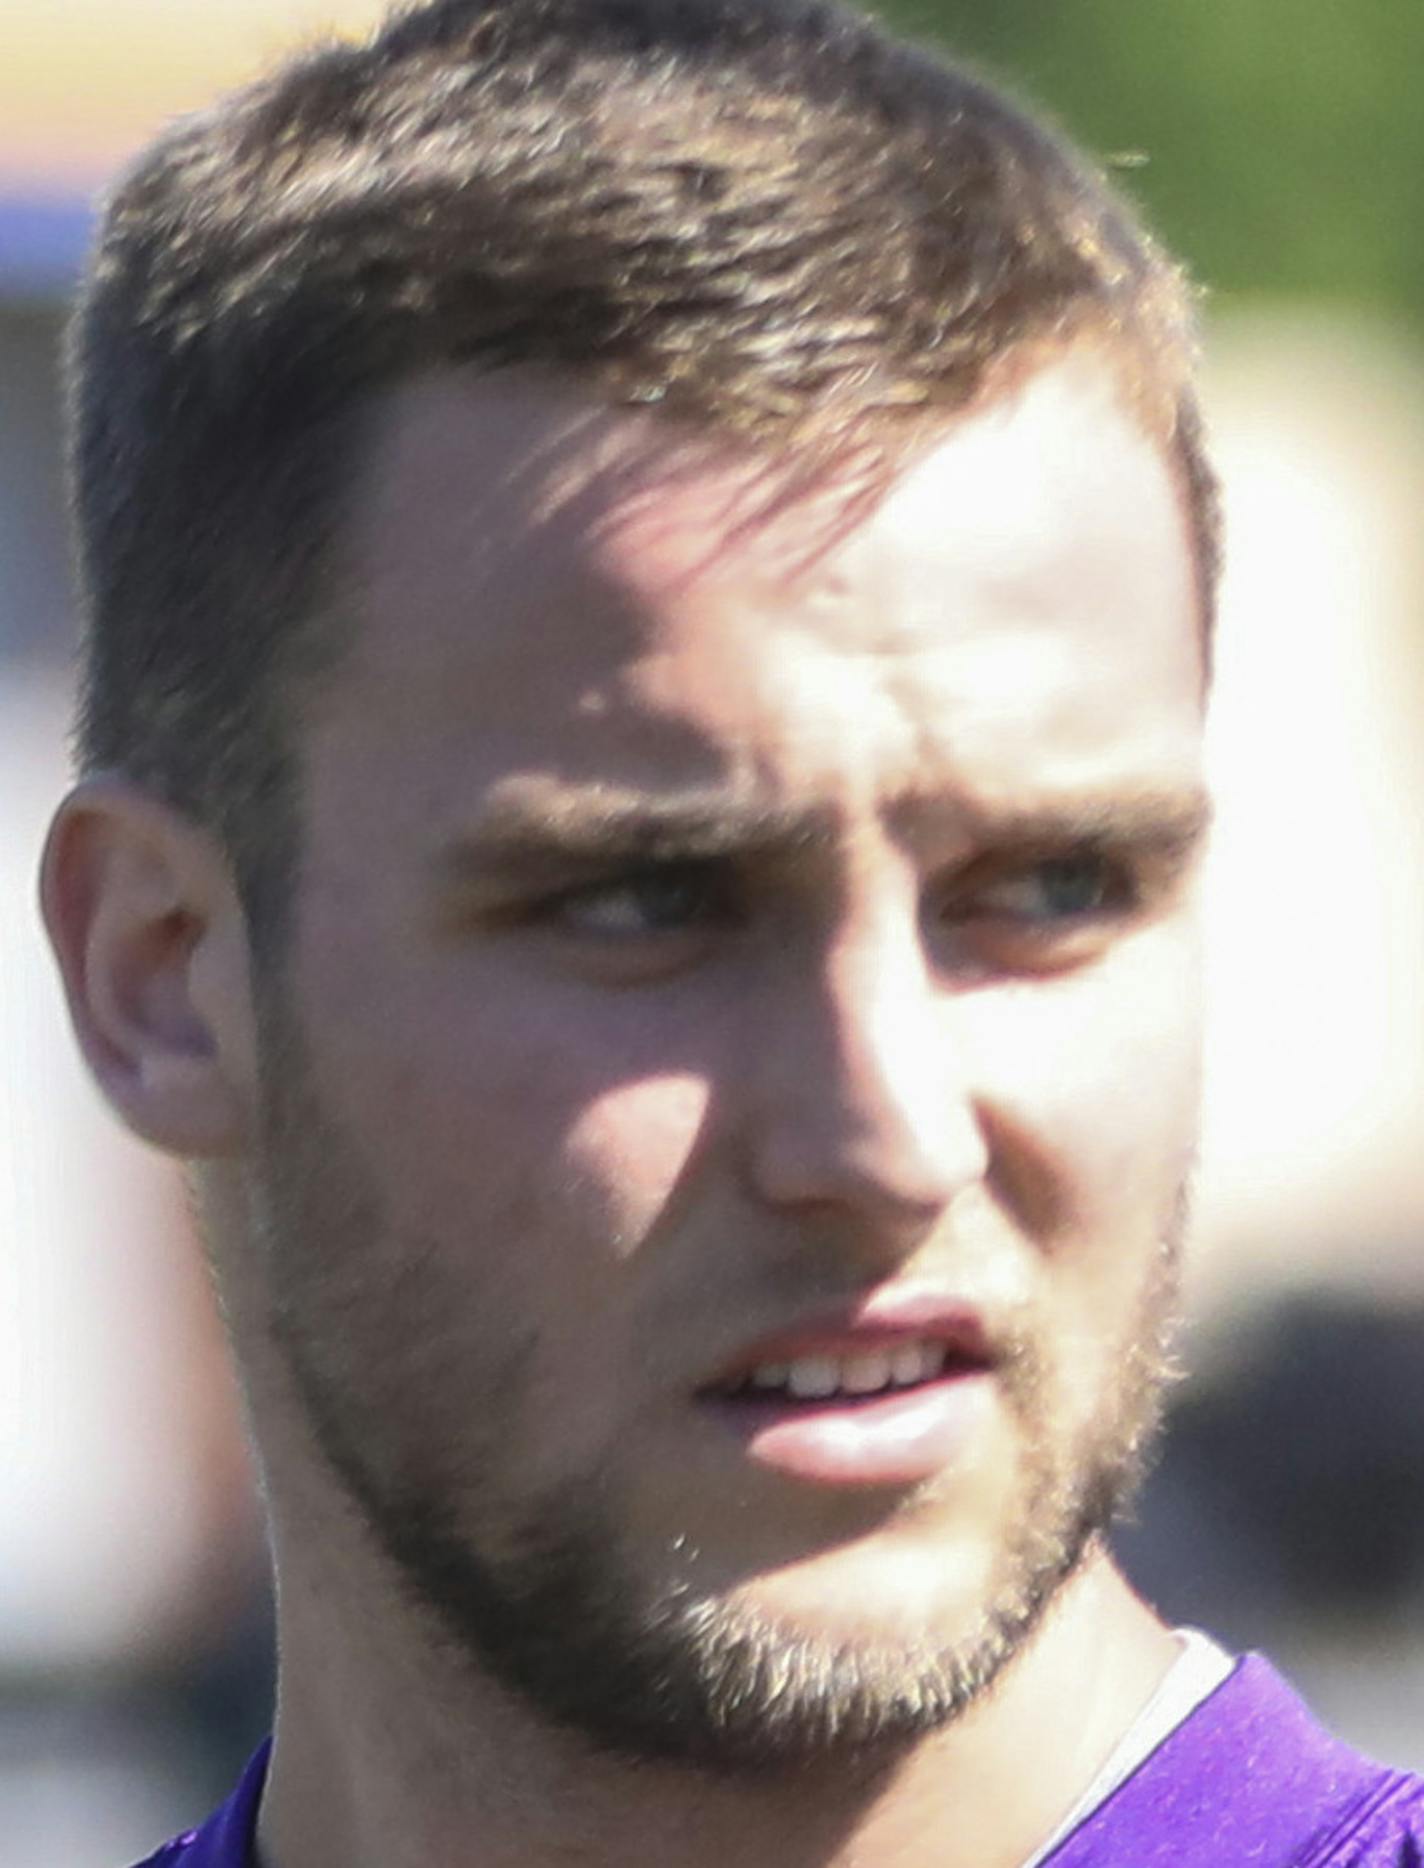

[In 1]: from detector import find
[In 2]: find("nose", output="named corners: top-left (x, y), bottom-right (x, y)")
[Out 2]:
top-left (743, 916), bottom-right (989, 1245)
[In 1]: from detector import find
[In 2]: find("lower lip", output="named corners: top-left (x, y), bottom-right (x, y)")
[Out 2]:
top-left (701, 1372), bottom-right (997, 1487)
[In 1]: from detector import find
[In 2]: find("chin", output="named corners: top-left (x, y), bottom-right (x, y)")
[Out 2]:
top-left (720, 1518), bottom-right (1004, 1655)
top-left (377, 1475), bottom-right (1097, 1776)
top-left (563, 1533), bottom-right (1083, 1776)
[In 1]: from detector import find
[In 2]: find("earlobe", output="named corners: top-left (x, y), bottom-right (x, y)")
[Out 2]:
top-left (40, 776), bottom-right (256, 1159)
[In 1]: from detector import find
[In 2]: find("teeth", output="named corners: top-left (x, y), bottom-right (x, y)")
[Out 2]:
top-left (786, 1356), bottom-right (840, 1399)
top-left (750, 1361), bottom-right (790, 1390)
top-left (894, 1342), bottom-right (949, 1386)
top-left (891, 1342), bottom-right (930, 1386)
top-left (841, 1350), bottom-right (893, 1393)
top-left (742, 1340), bottom-right (950, 1400)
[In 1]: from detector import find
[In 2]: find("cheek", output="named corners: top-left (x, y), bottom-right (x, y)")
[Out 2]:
top-left (969, 925), bottom-right (1203, 1241)
top-left (968, 941), bottom-right (1200, 1445)
top-left (318, 971), bottom-right (716, 1265)
top-left (295, 926), bottom-right (717, 1381)
top-left (560, 1070), bottom-right (717, 1246)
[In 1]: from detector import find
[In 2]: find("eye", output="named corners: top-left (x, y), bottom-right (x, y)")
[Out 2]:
top-left (930, 847), bottom-right (1143, 975)
top-left (965, 852), bottom-right (1131, 924)
top-left (546, 863), bottom-right (733, 938)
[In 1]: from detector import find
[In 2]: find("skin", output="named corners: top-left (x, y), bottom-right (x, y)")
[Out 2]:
top-left (43, 347), bottom-right (1208, 1868)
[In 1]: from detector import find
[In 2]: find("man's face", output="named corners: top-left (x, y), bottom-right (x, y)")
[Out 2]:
top-left (249, 351), bottom-right (1207, 1768)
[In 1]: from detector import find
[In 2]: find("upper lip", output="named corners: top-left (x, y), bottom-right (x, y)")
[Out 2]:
top-left (698, 1287), bottom-right (998, 1392)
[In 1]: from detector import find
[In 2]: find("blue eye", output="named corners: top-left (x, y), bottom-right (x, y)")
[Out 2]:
top-left (551, 866), bottom-right (728, 937)
top-left (960, 853), bottom-right (1126, 924)
top-left (1023, 855), bottom-right (1117, 918)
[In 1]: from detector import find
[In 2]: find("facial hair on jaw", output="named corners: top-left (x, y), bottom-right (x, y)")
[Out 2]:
top-left (251, 993), bottom-right (1187, 1776)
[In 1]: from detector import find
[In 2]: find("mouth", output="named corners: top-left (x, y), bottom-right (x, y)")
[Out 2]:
top-left (696, 1302), bottom-right (1000, 1488)
top-left (710, 1337), bottom-right (974, 1406)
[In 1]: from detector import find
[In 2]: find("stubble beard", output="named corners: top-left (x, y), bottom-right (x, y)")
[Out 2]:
top-left (252, 995), bottom-right (1185, 1777)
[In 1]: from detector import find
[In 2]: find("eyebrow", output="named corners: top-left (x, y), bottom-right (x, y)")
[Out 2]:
top-left (434, 782), bottom-right (1212, 887)
top-left (436, 790), bottom-right (838, 885)
top-left (937, 789), bottom-right (1214, 861)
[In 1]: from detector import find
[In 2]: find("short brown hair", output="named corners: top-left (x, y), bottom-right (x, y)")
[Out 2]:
top-left (68, 0), bottom-right (1218, 938)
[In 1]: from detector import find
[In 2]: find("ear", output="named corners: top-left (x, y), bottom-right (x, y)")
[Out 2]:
top-left (40, 776), bottom-right (259, 1158)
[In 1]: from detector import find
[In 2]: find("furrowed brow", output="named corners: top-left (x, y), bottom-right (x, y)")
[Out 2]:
top-left (436, 790), bottom-right (837, 884)
top-left (949, 788), bottom-right (1214, 861)
top-left (435, 784), bottom-right (1213, 894)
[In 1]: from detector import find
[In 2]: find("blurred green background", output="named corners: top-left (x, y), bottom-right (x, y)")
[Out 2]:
top-left (892, 0), bottom-right (1424, 325)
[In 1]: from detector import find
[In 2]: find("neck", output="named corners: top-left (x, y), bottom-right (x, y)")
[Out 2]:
top-left (257, 1547), bottom-right (1178, 1868)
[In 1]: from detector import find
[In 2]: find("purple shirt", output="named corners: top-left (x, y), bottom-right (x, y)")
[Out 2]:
top-left (130, 1657), bottom-right (1424, 1867)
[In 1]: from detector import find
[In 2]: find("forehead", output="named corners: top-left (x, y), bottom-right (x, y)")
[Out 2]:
top-left (321, 354), bottom-right (1203, 824)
